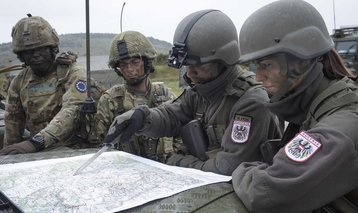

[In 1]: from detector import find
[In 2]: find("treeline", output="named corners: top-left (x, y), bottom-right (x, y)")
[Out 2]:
top-left (0, 33), bottom-right (172, 68)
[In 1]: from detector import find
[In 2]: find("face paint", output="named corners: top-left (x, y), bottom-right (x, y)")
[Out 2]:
top-left (20, 46), bottom-right (55, 77)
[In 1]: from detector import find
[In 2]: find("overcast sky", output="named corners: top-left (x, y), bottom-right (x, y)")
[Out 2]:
top-left (1, 0), bottom-right (358, 44)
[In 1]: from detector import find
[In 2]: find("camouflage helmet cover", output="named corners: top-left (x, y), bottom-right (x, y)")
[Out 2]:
top-left (239, 0), bottom-right (334, 63)
top-left (11, 15), bottom-right (59, 53)
top-left (108, 31), bottom-right (157, 69)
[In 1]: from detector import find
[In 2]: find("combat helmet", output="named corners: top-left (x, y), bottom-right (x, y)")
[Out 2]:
top-left (239, 0), bottom-right (334, 63)
top-left (168, 10), bottom-right (239, 68)
top-left (108, 31), bottom-right (157, 69)
top-left (11, 14), bottom-right (59, 54)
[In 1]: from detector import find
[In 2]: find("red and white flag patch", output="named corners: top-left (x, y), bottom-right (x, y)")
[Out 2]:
top-left (285, 131), bottom-right (322, 162)
top-left (231, 115), bottom-right (251, 143)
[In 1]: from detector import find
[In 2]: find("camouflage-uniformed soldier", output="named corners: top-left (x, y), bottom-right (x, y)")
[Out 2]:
top-left (0, 15), bottom-right (89, 155)
top-left (232, 1), bottom-right (358, 212)
top-left (104, 10), bottom-right (281, 175)
top-left (95, 31), bottom-right (176, 161)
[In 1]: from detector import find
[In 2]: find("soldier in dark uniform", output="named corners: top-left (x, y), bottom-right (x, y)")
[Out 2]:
top-left (232, 0), bottom-right (358, 212)
top-left (104, 10), bottom-right (281, 175)
top-left (0, 15), bottom-right (90, 155)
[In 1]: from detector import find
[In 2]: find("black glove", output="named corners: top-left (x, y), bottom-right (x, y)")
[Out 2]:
top-left (166, 153), bottom-right (185, 166)
top-left (104, 109), bottom-right (145, 145)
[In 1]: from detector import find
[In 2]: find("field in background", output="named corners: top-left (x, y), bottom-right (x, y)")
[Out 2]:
top-left (151, 65), bottom-right (184, 96)
top-left (91, 63), bottom-right (184, 97)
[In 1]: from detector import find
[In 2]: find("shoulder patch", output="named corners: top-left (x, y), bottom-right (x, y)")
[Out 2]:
top-left (75, 80), bottom-right (87, 93)
top-left (231, 115), bottom-right (251, 143)
top-left (285, 131), bottom-right (322, 162)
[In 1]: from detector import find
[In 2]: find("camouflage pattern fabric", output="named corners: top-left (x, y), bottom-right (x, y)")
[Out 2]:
top-left (94, 80), bottom-right (176, 160)
top-left (4, 62), bottom-right (87, 149)
top-left (11, 16), bottom-right (59, 53)
top-left (0, 74), bottom-right (15, 101)
top-left (108, 31), bottom-right (157, 69)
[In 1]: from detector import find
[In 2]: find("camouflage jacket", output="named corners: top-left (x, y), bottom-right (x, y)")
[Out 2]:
top-left (4, 60), bottom-right (87, 149)
top-left (95, 80), bottom-right (176, 159)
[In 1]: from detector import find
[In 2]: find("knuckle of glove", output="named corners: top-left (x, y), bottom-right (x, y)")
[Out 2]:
top-left (114, 110), bottom-right (135, 124)
top-left (166, 154), bottom-right (184, 166)
top-left (107, 123), bottom-right (118, 136)
top-left (132, 109), bottom-right (145, 130)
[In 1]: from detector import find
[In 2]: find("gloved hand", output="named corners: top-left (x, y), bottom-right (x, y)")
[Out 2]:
top-left (0, 140), bottom-right (36, 155)
top-left (166, 154), bottom-right (205, 170)
top-left (166, 153), bottom-right (185, 166)
top-left (104, 109), bottom-right (145, 145)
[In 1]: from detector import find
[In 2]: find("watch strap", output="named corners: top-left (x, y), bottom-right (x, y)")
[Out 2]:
top-left (30, 135), bottom-right (46, 151)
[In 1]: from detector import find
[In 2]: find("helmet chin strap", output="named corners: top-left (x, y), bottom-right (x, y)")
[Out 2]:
top-left (118, 58), bottom-right (154, 86)
top-left (183, 72), bottom-right (194, 87)
top-left (126, 71), bottom-right (150, 86)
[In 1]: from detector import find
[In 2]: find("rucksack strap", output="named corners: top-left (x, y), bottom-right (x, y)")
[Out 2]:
top-left (308, 77), bottom-right (358, 123)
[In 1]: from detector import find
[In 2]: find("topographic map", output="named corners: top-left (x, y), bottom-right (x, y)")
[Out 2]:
top-left (0, 151), bottom-right (231, 213)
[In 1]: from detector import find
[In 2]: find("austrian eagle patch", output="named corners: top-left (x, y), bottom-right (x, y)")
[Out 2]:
top-left (285, 131), bottom-right (322, 162)
top-left (231, 115), bottom-right (251, 143)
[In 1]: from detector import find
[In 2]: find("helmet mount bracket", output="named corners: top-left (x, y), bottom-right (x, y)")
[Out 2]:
top-left (167, 10), bottom-right (218, 68)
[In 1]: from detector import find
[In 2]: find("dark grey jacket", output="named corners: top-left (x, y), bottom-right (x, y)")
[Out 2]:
top-left (232, 63), bottom-right (358, 213)
top-left (139, 65), bottom-right (281, 175)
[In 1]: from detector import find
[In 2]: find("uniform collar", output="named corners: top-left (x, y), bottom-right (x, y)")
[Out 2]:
top-left (125, 78), bottom-right (151, 96)
top-left (28, 66), bottom-right (57, 83)
top-left (266, 62), bottom-right (324, 124)
top-left (193, 66), bottom-right (237, 102)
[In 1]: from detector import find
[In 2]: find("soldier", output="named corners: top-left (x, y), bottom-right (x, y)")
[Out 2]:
top-left (95, 30), bottom-right (177, 161)
top-left (232, 0), bottom-right (358, 212)
top-left (0, 15), bottom-right (89, 155)
top-left (104, 10), bottom-right (281, 175)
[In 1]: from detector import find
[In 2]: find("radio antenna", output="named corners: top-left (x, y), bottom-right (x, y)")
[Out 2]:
top-left (74, 0), bottom-right (97, 144)
top-left (120, 2), bottom-right (126, 32)
top-left (332, 0), bottom-right (337, 30)
top-left (83, 0), bottom-right (96, 113)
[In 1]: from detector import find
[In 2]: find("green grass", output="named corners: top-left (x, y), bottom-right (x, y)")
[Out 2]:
top-left (151, 65), bottom-right (184, 96)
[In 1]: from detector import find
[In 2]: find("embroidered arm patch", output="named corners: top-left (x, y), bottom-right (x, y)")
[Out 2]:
top-left (285, 131), bottom-right (322, 162)
top-left (231, 115), bottom-right (251, 143)
top-left (75, 80), bottom-right (87, 93)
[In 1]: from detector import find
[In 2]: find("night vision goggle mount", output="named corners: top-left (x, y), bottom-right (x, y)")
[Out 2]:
top-left (167, 9), bottom-right (218, 69)
top-left (167, 42), bottom-right (187, 68)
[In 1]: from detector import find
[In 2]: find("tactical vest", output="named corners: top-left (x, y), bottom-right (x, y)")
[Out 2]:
top-left (106, 81), bottom-right (173, 160)
top-left (303, 77), bottom-right (358, 129)
top-left (116, 81), bottom-right (172, 110)
top-left (195, 70), bottom-right (261, 154)
top-left (280, 77), bottom-right (358, 144)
